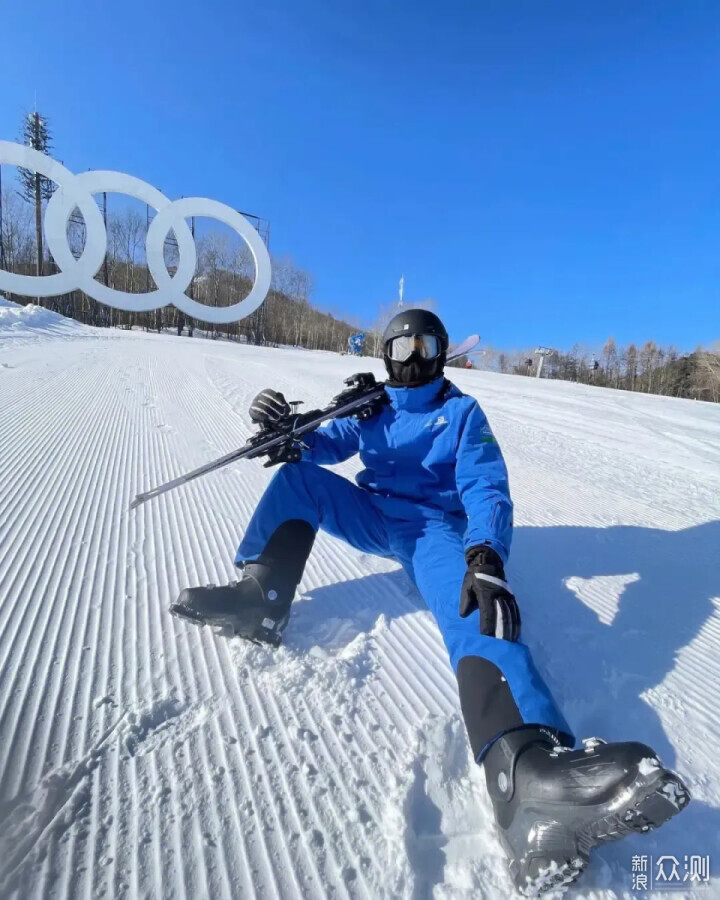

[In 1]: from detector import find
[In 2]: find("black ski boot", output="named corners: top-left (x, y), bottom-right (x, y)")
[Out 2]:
top-left (170, 519), bottom-right (315, 647)
top-left (484, 727), bottom-right (690, 897)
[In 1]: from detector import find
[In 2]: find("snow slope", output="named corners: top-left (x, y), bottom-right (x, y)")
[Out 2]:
top-left (1, 321), bottom-right (719, 899)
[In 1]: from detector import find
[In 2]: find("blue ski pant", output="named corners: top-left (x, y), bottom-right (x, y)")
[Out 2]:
top-left (236, 462), bottom-right (574, 759)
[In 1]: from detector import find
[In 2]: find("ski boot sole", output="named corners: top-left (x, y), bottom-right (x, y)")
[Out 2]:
top-left (512, 769), bottom-right (691, 897)
top-left (169, 602), bottom-right (284, 648)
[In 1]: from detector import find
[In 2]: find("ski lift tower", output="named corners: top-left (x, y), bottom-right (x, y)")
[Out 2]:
top-left (534, 346), bottom-right (554, 379)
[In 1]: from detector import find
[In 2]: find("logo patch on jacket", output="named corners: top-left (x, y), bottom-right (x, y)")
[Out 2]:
top-left (426, 415), bottom-right (449, 428)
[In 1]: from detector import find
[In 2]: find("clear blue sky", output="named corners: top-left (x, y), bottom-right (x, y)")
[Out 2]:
top-left (2, 0), bottom-right (719, 350)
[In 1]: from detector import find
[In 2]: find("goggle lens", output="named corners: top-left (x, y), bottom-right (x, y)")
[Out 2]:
top-left (387, 334), bottom-right (441, 362)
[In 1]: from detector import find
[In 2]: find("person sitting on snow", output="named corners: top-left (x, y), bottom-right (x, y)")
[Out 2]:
top-left (173, 308), bottom-right (689, 896)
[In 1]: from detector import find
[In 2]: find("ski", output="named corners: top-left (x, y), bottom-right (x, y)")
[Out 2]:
top-left (129, 334), bottom-right (480, 510)
top-left (448, 333), bottom-right (481, 360)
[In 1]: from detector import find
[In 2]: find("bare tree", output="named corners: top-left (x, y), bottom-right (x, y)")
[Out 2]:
top-left (639, 340), bottom-right (658, 393)
top-left (625, 344), bottom-right (638, 391)
top-left (602, 337), bottom-right (618, 387)
top-left (694, 349), bottom-right (720, 402)
top-left (0, 187), bottom-right (34, 275)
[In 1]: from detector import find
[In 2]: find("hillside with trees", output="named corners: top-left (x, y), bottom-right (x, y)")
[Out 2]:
top-left (1, 111), bottom-right (718, 401)
top-left (477, 338), bottom-right (720, 403)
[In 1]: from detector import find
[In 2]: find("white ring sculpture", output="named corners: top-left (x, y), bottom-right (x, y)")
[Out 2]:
top-left (0, 140), bottom-right (272, 324)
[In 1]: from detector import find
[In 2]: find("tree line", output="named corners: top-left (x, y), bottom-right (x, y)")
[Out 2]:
top-left (476, 338), bottom-right (720, 403)
top-left (2, 111), bottom-right (718, 402)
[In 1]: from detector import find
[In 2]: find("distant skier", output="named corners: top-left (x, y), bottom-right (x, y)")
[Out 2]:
top-left (173, 309), bottom-right (689, 896)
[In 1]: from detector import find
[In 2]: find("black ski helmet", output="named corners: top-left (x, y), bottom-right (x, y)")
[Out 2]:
top-left (382, 308), bottom-right (449, 386)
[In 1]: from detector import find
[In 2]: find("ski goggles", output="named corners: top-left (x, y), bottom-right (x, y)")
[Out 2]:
top-left (386, 333), bottom-right (442, 362)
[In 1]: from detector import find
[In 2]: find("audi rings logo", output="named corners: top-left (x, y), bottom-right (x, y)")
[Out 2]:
top-left (0, 140), bottom-right (272, 324)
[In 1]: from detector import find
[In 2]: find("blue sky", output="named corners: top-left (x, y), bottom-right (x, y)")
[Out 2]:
top-left (2, 0), bottom-right (719, 350)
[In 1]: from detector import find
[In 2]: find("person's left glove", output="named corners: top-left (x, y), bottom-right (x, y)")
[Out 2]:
top-left (262, 439), bottom-right (302, 468)
top-left (332, 373), bottom-right (387, 421)
top-left (459, 545), bottom-right (521, 641)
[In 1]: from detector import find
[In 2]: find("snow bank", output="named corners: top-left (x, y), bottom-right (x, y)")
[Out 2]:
top-left (0, 294), bottom-right (94, 342)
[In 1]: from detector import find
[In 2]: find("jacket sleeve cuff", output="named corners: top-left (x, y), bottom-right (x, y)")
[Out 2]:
top-left (465, 539), bottom-right (509, 567)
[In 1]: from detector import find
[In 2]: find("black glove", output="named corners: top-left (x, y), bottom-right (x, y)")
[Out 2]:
top-left (249, 388), bottom-right (291, 427)
top-left (332, 373), bottom-right (387, 421)
top-left (249, 389), bottom-right (303, 467)
top-left (262, 439), bottom-right (302, 468)
top-left (355, 392), bottom-right (388, 422)
top-left (459, 545), bottom-right (521, 641)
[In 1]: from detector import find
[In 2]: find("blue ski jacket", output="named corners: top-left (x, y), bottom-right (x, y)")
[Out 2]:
top-left (301, 376), bottom-right (513, 562)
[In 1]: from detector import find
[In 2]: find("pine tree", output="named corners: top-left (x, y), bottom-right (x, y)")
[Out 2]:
top-left (18, 111), bottom-right (55, 284)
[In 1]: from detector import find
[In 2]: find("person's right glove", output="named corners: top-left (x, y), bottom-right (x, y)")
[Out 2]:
top-left (459, 545), bottom-right (521, 641)
top-left (248, 388), bottom-right (304, 467)
top-left (249, 388), bottom-right (291, 427)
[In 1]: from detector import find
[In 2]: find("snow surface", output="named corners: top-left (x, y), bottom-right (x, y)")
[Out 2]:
top-left (1, 313), bottom-right (719, 899)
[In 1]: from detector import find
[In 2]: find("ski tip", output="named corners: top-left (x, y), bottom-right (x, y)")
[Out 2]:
top-left (448, 334), bottom-right (481, 360)
top-left (129, 495), bottom-right (146, 510)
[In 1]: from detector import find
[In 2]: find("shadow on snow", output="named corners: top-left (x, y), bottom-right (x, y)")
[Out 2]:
top-left (284, 519), bottom-right (720, 891)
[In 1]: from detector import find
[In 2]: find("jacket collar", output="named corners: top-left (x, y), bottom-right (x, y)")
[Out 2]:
top-left (384, 377), bottom-right (447, 411)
